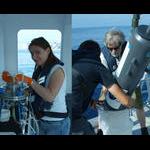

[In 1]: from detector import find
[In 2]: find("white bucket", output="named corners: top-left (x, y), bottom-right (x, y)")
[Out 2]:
top-left (97, 109), bottom-right (133, 135)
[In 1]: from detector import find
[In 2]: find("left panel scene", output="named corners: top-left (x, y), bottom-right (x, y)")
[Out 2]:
top-left (0, 14), bottom-right (72, 135)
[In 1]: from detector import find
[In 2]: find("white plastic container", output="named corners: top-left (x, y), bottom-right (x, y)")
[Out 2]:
top-left (97, 108), bottom-right (133, 135)
top-left (0, 109), bottom-right (10, 122)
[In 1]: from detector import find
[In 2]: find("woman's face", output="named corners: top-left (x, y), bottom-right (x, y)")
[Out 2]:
top-left (29, 45), bottom-right (50, 67)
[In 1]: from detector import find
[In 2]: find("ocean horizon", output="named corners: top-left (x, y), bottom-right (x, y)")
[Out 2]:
top-left (72, 25), bottom-right (132, 50)
top-left (19, 25), bottom-right (132, 77)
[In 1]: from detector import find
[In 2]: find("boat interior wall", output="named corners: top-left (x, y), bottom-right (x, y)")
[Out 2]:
top-left (61, 15), bottom-right (72, 93)
top-left (0, 14), bottom-right (72, 93)
top-left (0, 24), bottom-right (5, 72)
top-left (2, 14), bottom-right (67, 30)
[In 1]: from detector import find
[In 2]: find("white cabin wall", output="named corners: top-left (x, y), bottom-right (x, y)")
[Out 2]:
top-left (3, 26), bottom-right (18, 74)
top-left (61, 15), bottom-right (72, 93)
top-left (2, 14), bottom-right (67, 74)
top-left (1, 14), bottom-right (72, 93)
top-left (3, 14), bottom-right (66, 30)
top-left (0, 22), bottom-right (5, 73)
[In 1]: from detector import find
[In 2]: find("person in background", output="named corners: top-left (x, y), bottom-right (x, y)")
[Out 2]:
top-left (15, 37), bottom-right (70, 135)
top-left (99, 29), bottom-right (149, 135)
top-left (71, 40), bottom-right (134, 135)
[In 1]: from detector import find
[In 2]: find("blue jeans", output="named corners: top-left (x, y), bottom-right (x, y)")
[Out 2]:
top-left (38, 117), bottom-right (70, 135)
top-left (92, 83), bottom-right (103, 101)
top-left (82, 83), bottom-right (102, 120)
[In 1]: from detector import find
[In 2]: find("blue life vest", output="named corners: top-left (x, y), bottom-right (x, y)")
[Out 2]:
top-left (101, 46), bottom-right (126, 110)
top-left (101, 46), bottom-right (118, 72)
top-left (31, 61), bottom-right (67, 119)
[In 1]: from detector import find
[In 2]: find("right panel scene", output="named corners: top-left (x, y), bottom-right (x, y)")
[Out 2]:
top-left (71, 14), bottom-right (150, 135)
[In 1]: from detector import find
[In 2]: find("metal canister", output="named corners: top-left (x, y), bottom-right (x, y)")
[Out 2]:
top-left (115, 25), bottom-right (150, 95)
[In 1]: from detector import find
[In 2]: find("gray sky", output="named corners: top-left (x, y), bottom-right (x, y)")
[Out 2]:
top-left (72, 14), bottom-right (150, 28)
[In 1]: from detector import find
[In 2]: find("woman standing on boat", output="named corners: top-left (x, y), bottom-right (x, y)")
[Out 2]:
top-left (16, 37), bottom-right (70, 135)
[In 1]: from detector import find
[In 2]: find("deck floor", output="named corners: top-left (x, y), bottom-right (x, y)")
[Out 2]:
top-left (88, 103), bottom-right (150, 135)
top-left (131, 104), bottom-right (150, 135)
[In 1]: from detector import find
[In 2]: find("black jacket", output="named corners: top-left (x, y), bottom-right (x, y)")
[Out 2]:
top-left (72, 57), bottom-right (116, 119)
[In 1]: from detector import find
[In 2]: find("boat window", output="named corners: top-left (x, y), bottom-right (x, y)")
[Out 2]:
top-left (17, 29), bottom-right (61, 77)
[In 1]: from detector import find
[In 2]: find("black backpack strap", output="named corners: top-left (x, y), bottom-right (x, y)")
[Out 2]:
top-left (40, 111), bottom-right (68, 118)
top-left (65, 93), bottom-right (72, 119)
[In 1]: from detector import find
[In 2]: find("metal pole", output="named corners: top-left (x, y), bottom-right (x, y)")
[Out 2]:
top-left (132, 14), bottom-right (140, 29)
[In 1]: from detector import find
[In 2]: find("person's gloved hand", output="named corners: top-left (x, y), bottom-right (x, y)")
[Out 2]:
top-left (23, 75), bottom-right (33, 85)
top-left (15, 74), bottom-right (33, 85)
top-left (2, 71), bottom-right (13, 83)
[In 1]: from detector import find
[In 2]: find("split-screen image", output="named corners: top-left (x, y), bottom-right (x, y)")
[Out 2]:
top-left (0, 14), bottom-right (150, 135)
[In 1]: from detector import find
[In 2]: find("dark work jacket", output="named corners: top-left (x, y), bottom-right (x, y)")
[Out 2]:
top-left (72, 58), bottom-right (116, 119)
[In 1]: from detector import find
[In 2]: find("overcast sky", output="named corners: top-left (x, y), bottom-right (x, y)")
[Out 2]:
top-left (72, 14), bottom-right (150, 28)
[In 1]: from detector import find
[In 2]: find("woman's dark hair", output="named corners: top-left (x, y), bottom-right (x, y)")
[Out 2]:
top-left (28, 37), bottom-right (60, 66)
top-left (29, 37), bottom-right (63, 80)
